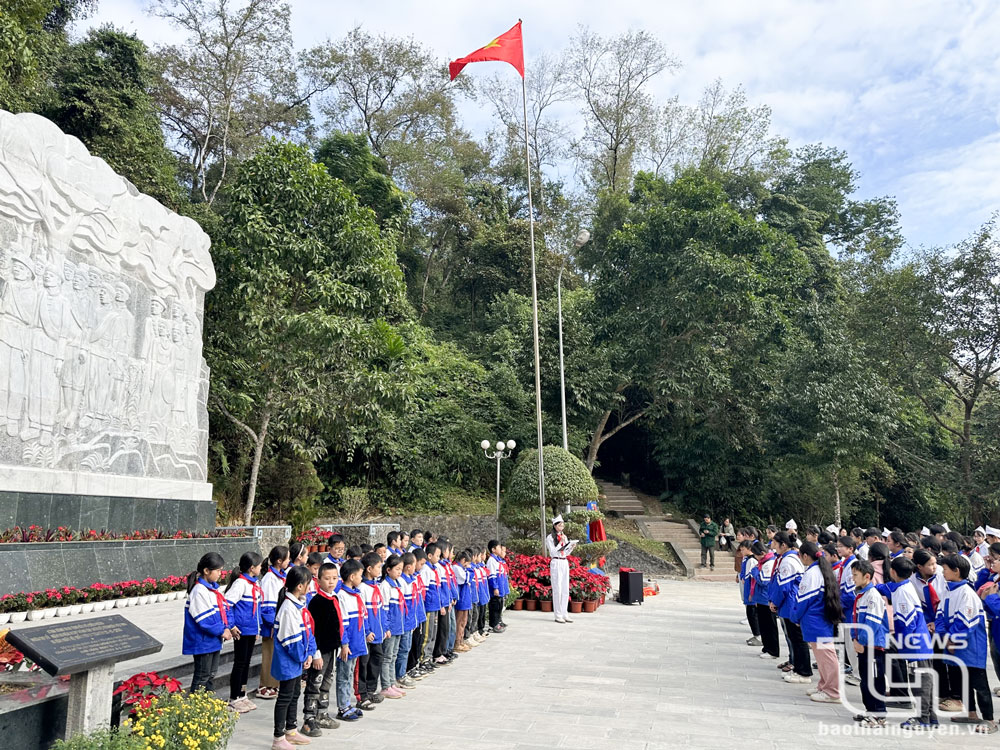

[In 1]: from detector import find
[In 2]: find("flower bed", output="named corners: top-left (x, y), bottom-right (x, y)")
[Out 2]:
top-left (0, 574), bottom-right (222, 623)
top-left (0, 526), bottom-right (246, 544)
top-left (507, 553), bottom-right (610, 609)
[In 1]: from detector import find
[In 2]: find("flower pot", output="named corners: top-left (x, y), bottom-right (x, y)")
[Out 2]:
top-left (540, 600), bottom-right (553, 613)
top-left (0, 613), bottom-right (10, 625)
top-left (156, 594), bottom-right (169, 603)
top-left (69, 605), bottom-right (82, 615)
top-left (113, 598), bottom-right (126, 608)
top-left (599, 595), bottom-right (605, 606)
top-left (583, 600), bottom-right (597, 613)
top-left (569, 600), bottom-right (583, 614)
top-left (28, 609), bottom-right (47, 621)
top-left (511, 599), bottom-right (524, 611)
top-left (9, 611), bottom-right (27, 623)
top-left (56, 606), bottom-right (71, 617)
top-left (127, 597), bottom-right (139, 607)
top-left (138, 596), bottom-right (151, 606)
top-left (81, 603), bottom-right (94, 614)
top-left (524, 599), bottom-right (538, 611)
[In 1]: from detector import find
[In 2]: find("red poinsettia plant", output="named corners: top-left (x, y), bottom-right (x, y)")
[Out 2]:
top-left (295, 527), bottom-right (330, 545)
top-left (507, 553), bottom-right (610, 602)
top-left (114, 671), bottom-right (183, 714)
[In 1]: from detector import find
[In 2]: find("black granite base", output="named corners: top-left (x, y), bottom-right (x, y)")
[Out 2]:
top-left (0, 536), bottom-right (254, 594)
top-left (0, 491), bottom-right (216, 534)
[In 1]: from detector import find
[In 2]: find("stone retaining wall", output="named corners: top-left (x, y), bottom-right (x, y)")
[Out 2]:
top-left (0, 536), bottom-right (255, 594)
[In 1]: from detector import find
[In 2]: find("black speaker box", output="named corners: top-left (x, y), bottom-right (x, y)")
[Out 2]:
top-left (618, 570), bottom-right (643, 605)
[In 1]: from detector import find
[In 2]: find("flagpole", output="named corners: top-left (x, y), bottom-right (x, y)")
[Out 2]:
top-left (518, 29), bottom-right (547, 549)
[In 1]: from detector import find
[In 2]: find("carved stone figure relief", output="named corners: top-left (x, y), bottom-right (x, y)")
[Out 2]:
top-left (0, 110), bottom-right (216, 482)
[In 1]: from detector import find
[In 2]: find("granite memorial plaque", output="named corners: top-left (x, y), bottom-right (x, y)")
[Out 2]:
top-left (6, 615), bottom-right (162, 676)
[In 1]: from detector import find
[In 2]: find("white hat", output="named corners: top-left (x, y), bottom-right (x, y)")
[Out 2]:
top-left (986, 525), bottom-right (1000, 538)
top-left (552, 515), bottom-right (564, 526)
top-left (920, 526), bottom-right (931, 536)
top-left (825, 524), bottom-right (839, 534)
top-left (785, 519), bottom-right (797, 530)
top-left (976, 526), bottom-right (987, 535)
top-left (882, 527), bottom-right (891, 538)
top-left (942, 523), bottom-right (951, 533)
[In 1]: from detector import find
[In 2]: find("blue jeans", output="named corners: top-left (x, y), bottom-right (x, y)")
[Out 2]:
top-left (446, 606), bottom-right (457, 651)
top-left (380, 635), bottom-right (400, 689)
top-left (335, 656), bottom-right (357, 711)
top-left (396, 630), bottom-right (412, 680)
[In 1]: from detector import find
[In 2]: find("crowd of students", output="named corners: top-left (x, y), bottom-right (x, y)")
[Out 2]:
top-left (182, 529), bottom-right (513, 749)
top-left (732, 521), bottom-right (1000, 733)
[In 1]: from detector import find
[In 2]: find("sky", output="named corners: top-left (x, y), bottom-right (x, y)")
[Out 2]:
top-left (80, 0), bottom-right (1000, 250)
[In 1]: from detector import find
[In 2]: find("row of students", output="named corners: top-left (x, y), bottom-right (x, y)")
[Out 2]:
top-left (732, 526), bottom-right (1000, 733)
top-left (181, 532), bottom-right (513, 749)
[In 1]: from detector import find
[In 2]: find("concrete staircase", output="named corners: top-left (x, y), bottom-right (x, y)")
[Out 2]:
top-left (596, 479), bottom-right (646, 515)
top-left (641, 518), bottom-right (735, 581)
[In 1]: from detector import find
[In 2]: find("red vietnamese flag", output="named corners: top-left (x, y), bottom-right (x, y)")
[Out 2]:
top-left (449, 21), bottom-right (524, 80)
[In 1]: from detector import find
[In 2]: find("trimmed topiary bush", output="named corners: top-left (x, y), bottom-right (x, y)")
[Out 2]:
top-left (505, 446), bottom-right (598, 515)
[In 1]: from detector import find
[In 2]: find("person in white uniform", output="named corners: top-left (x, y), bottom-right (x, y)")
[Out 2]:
top-left (546, 516), bottom-right (578, 624)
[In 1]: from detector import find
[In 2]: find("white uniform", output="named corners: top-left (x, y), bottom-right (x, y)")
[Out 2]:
top-left (546, 533), bottom-right (576, 621)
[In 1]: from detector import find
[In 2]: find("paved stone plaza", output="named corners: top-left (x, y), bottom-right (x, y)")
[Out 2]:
top-left (216, 579), bottom-right (992, 749)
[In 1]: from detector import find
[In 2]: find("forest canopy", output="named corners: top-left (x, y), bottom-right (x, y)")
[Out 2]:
top-left (3, 1), bottom-right (998, 531)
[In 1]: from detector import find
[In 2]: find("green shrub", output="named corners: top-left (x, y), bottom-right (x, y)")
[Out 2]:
top-left (505, 537), bottom-right (542, 555)
top-left (52, 729), bottom-right (143, 750)
top-left (573, 540), bottom-right (618, 565)
top-left (504, 586), bottom-right (521, 609)
top-left (566, 509), bottom-right (604, 524)
top-left (564, 521), bottom-right (586, 540)
top-left (506, 446), bottom-right (598, 514)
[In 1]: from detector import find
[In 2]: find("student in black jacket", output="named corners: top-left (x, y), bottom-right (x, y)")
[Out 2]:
top-left (302, 563), bottom-right (344, 737)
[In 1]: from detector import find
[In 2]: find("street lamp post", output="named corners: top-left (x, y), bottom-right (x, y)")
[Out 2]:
top-left (482, 439), bottom-right (516, 538)
top-left (557, 230), bottom-right (591, 457)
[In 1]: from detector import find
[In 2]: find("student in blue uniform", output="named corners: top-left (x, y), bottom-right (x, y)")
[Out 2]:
top-left (358, 551), bottom-right (386, 708)
top-left (791, 542), bottom-right (842, 702)
top-left (258, 545), bottom-right (290, 700)
top-left (978, 547), bottom-right (1000, 689)
top-left (269, 565), bottom-right (318, 750)
top-left (851, 559), bottom-right (889, 728)
top-left (380, 554), bottom-right (407, 697)
top-left (336, 559), bottom-right (367, 722)
top-left (884, 556), bottom-right (938, 730)
top-left (453, 549), bottom-right (474, 651)
top-left (476, 547), bottom-right (490, 637)
top-left (770, 531), bottom-right (809, 681)
top-left (835, 535), bottom-right (861, 685)
top-left (407, 548), bottom-right (429, 677)
top-left (421, 543), bottom-right (444, 666)
top-left (407, 529), bottom-right (424, 552)
top-left (749, 541), bottom-right (779, 659)
top-left (396, 552), bottom-right (418, 686)
top-left (938, 555), bottom-right (995, 733)
top-left (183, 551), bottom-right (235, 694)
top-left (225, 550), bottom-right (263, 713)
top-left (486, 539), bottom-right (507, 633)
top-left (736, 541), bottom-right (758, 646)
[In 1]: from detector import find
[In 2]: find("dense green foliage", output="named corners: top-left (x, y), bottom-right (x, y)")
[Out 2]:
top-left (6, 7), bottom-right (1000, 530)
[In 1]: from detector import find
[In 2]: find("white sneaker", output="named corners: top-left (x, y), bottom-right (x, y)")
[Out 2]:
top-left (759, 653), bottom-right (778, 660)
top-left (554, 617), bottom-right (566, 623)
top-left (806, 687), bottom-right (820, 695)
top-left (783, 674), bottom-right (812, 684)
top-left (564, 616), bottom-right (574, 623)
top-left (746, 636), bottom-right (762, 646)
top-left (810, 691), bottom-right (840, 703)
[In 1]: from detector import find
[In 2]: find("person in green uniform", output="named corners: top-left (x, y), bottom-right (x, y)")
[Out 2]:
top-left (699, 513), bottom-right (719, 569)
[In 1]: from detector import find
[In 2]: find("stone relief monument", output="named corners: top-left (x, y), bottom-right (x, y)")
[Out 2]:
top-left (0, 110), bottom-right (216, 508)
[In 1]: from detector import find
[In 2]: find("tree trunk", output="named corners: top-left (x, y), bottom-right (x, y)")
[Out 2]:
top-left (963, 401), bottom-right (977, 518)
top-left (832, 467), bottom-right (841, 528)
top-left (585, 409), bottom-right (613, 472)
top-left (242, 408), bottom-right (271, 526)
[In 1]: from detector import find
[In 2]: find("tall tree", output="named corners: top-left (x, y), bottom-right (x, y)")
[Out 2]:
top-left (205, 141), bottom-right (408, 523)
top-left (568, 27), bottom-right (678, 193)
top-left (38, 26), bottom-right (180, 206)
top-left (150, 0), bottom-right (312, 205)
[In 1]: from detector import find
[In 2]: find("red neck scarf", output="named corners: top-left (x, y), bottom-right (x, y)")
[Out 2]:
top-left (241, 574), bottom-right (261, 616)
top-left (343, 587), bottom-right (365, 631)
top-left (365, 580), bottom-right (383, 610)
top-left (301, 603), bottom-right (314, 643)
top-left (201, 579), bottom-right (229, 627)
